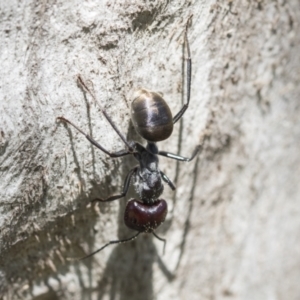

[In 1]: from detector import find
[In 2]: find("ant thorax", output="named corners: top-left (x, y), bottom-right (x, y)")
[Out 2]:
top-left (134, 168), bottom-right (164, 204)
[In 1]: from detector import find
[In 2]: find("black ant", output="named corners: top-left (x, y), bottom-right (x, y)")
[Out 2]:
top-left (57, 16), bottom-right (201, 260)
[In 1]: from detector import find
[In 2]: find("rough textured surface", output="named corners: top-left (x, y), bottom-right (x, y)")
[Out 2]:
top-left (1, 0), bottom-right (300, 299)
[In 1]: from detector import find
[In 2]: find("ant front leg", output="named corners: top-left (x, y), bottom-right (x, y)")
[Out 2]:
top-left (57, 117), bottom-right (132, 158)
top-left (160, 171), bottom-right (176, 190)
top-left (92, 166), bottom-right (138, 202)
top-left (158, 144), bottom-right (202, 162)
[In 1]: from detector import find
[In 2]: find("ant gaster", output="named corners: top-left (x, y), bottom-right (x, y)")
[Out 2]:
top-left (57, 16), bottom-right (201, 260)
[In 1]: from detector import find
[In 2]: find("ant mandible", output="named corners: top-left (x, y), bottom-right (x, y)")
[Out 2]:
top-left (57, 16), bottom-right (201, 260)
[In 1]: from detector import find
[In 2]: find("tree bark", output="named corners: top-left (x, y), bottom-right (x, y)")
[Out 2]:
top-left (1, 0), bottom-right (300, 299)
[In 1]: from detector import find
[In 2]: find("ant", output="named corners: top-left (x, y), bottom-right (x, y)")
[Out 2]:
top-left (57, 16), bottom-right (201, 260)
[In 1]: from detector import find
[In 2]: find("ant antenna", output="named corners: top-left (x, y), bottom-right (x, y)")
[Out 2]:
top-left (74, 232), bottom-right (141, 261)
top-left (66, 231), bottom-right (166, 261)
top-left (152, 231), bottom-right (167, 255)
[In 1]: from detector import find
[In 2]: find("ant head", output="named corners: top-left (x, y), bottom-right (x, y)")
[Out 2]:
top-left (124, 199), bottom-right (168, 232)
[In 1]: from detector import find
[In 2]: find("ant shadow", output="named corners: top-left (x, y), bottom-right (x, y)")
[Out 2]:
top-left (93, 233), bottom-right (157, 299)
top-left (94, 237), bottom-right (175, 300)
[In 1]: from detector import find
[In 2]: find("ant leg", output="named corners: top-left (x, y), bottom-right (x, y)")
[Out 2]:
top-left (152, 231), bottom-right (166, 255)
top-left (160, 171), bottom-right (176, 190)
top-left (77, 75), bottom-right (134, 152)
top-left (57, 117), bottom-right (133, 158)
top-left (173, 15), bottom-right (193, 124)
top-left (78, 232), bottom-right (141, 260)
top-left (92, 166), bottom-right (138, 202)
top-left (158, 144), bottom-right (201, 162)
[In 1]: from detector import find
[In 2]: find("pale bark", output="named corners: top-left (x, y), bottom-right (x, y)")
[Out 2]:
top-left (1, 0), bottom-right (300, 299)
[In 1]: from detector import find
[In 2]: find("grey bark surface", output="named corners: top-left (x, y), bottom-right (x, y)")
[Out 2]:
top-left (1, 0), bottom-right (300, 299)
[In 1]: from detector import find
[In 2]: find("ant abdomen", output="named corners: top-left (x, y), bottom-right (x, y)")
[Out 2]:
top-left (131, 89), bottom-right (173, 142)
top-left (124, 199), bottom-right (168, 232)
